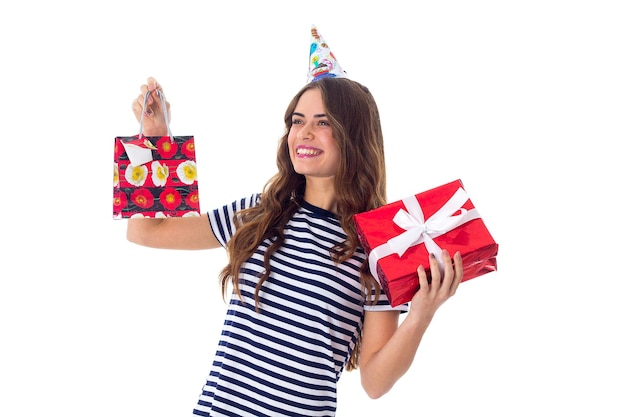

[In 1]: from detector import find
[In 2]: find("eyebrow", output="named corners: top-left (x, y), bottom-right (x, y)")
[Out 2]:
top-left (292, 112), bottom-right (328, 118)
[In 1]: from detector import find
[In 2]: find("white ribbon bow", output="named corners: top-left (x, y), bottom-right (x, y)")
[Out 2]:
top-left (368, 187), bottom-right (481, 283)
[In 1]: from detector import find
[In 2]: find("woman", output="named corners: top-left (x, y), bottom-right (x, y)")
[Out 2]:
top-left (127, 76), bottom-right (463, 417)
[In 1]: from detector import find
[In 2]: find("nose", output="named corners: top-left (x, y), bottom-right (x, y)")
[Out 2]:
top-left (297, 121), bottom-right (314, 141)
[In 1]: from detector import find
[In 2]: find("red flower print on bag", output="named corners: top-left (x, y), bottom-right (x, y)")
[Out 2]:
top-left (113, 192), bottom-right (127, 211)
top-left (156, 136), bottom-right (178, 159)
top-left (185, 190), bottom-right (200, 209)
top-left (159, 188), bottom-right (182, 210)
top-left (131, 188), bottom-right (154, 209)
top-left (181, 139), bottom-right (196, 159)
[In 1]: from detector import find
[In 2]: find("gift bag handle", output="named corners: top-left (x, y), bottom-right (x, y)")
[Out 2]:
top-left (138, 90), bottom-right (173, 139)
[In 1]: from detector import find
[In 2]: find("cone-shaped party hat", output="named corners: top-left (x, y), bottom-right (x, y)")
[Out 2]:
top-left (307, 25), bottom-right (348, 83)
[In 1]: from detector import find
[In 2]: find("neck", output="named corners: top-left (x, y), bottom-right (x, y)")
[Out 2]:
top-left (303, 178), bottom-right (337, 214)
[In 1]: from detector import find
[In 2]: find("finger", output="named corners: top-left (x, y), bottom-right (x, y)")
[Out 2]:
top-left (450, 251), bottom-right (464, 293)
top-left (147, 77), bottom-right (162, 93)
top-left (429, 252), bottom-right (441, 291)
top-left (133, 95), bottom-right (152, 116)
top-left (132, 98), bottom-right (141, 115)
top-left (416, 264), bottom-right (429, 294)
top-left (146, 77), bottom-right (166, 108)
top-left (441, 249), bottom-right (454, 289)
top-left (139, 84), bottom-right (149, 101)
top-left (139, 83), bottom-right (160, 109)
top-left (132, 95), bottom-right (145, 117)
top-left (141, 83), bottom-right (161, 109)
top-left (444, 252), bottom-right (463, 296)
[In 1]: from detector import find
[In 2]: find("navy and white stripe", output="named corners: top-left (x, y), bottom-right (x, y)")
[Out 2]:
top-left (194, 195), bottom-right (407, 417)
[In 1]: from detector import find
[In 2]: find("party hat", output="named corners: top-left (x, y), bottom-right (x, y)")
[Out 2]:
top-left (307, 25), bottom-right (348, 83)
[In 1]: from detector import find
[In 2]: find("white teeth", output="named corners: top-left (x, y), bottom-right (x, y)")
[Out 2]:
top-left (297, 148), bottom-right (321, 155)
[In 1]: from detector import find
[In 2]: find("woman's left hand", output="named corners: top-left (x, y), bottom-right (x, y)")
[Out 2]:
top-left (408, 249), bottom-right (463, 323)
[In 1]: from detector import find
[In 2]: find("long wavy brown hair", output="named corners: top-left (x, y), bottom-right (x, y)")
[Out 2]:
top-left (219, 77), bottom-right (387, 370)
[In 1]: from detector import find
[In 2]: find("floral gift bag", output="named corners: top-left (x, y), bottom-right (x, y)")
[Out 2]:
top-left (113, 91), bottom-right (200, 219)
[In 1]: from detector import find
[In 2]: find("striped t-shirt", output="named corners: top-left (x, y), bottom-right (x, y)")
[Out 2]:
top-left (193, 195), bottom-right (407, 417)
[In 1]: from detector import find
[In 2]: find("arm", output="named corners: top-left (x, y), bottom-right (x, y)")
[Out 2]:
top-left (359, 250), bottom-right (463, 399)
top-left (126, 77), bottom-right (221, 251)
top-left (127, 215), bottom-right (221, 250)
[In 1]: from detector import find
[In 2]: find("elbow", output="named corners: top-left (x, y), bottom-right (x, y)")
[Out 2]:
top-left (361, 375), bottom-right (393, 400)
top-left (126, 229), bottom-right (135, 244)
top-left (126, 219), bottom-right (149, 246)
top-left (365, 389), bottom-right (386, 400)
top-left (360, 361), bottom-right (398, 399)
top-left (362, 384), bottom-right (391, 400)
top-left (126, 224), bottom-right (140, 245)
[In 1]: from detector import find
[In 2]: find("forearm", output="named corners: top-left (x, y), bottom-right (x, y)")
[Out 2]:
top-left (126, 218), bottom-right (166, 247)
top-left (127, 215), bottom-right (218, 250)
top-left (360, 311), bottom-right (433, 399)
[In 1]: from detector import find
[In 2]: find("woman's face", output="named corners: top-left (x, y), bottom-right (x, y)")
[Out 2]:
top-left (287, 88), bottom-right (340, 180)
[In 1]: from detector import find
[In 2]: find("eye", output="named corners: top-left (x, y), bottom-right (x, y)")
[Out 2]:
top-left (317, 120), bottom-right (330, 126)
top-left (291, 118), bottom-right (304, 125)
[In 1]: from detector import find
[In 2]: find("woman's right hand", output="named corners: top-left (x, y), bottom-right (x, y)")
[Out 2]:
top-left (131, 77), bottom-right (171, 137)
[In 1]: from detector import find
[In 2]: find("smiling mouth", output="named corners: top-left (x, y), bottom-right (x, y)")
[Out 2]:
top-left (296, 147), bottom-right (322, 156)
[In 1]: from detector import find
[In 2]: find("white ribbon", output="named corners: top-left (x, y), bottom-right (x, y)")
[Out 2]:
top-left (368, 187), bottom-right (481, 283)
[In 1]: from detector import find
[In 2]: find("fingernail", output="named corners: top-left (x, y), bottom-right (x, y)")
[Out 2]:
top-left (146, 107), bottom-right (153, 116)
top-left (429, 253), bottom-right (436, 259)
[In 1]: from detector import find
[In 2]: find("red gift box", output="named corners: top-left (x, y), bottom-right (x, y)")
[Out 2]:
top-left (354, 179), bottom-right (498, 307)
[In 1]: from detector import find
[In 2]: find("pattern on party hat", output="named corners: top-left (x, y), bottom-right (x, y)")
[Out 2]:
top-left (307, 25), bottom-right (348, 83)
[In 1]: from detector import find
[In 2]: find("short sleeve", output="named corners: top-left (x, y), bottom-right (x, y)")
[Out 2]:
top-left (207, 193), bottom-right (261, 247)
top-left (363, 286), bottom-right (410, 313)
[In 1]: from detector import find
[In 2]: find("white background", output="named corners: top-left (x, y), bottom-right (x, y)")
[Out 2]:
top-left (1, 1), bottom-right (625, 416)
